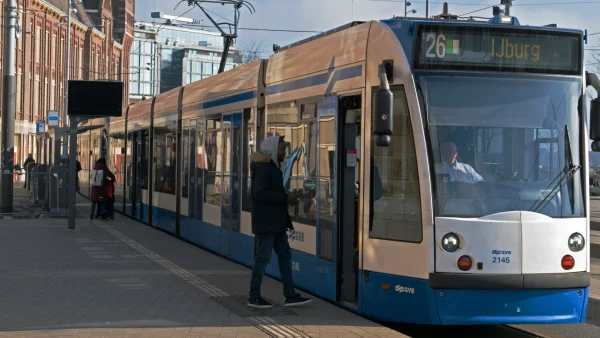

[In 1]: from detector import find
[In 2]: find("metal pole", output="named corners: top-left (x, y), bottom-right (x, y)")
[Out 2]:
top-left (1, 0), bottom-right (18, 212)
top-left (505, 0), bottom-right (511, 16)
top-left (426, 0), bottom-right (429, 18)
top-left (65, 0), bottom-right (77, 229)
top-left (65, 0), bottom-right (71, 127)
top-left (68, 117), bottom-right (76, 228)
top-left (404, 1), bottom-right (407, 17)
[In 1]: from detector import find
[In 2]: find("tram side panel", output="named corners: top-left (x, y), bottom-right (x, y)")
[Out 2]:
top-left (358, 20), bottom-right (440, 324)
top-left (125, 98), bottom-right (153, 224)
top-left (151, 88), bottom-right (182, 235)
top-left (263, 22), bottom-right (370, 301)
top-left (179, 60), bottom-right (262, 264)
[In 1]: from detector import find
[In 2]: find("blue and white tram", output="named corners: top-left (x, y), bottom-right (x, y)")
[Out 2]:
top-left (79, 12), bottom-right (600, 325)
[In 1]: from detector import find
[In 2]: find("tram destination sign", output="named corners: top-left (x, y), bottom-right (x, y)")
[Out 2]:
top-left (414, 25), bottom-right (581, 75)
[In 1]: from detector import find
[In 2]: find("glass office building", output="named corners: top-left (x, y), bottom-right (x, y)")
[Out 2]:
top-left (130, 22), bottom-right (236, 102)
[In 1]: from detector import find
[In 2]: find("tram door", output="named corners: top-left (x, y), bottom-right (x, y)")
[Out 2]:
top-left (180, 119), bottom-right (204, 243)
top-left (126, 130), bottom-right (148, 222)
top-left (221, 113), bottom-right (243, 259)
top-left (336, 95), bottom-right (362, 306)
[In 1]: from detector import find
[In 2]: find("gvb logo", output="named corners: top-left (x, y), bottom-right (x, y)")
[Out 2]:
top-left (288, 230), bottom-right (305, 242)
top-left (395, 285), bottom-right (415, 294)
top-left (492, 250), bottom-right (512, 255)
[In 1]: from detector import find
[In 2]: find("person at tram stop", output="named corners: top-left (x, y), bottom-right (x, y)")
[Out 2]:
top-left (23, 154), bottom-right (35, 189)
top-left (14, 162), bottom-right (22, 182)
top-left (436, 141), bottom-right (483, 183)
top-left (247, 135), bottom-right (312, 308)
top-left (90, 158), bottom-right (116, 220)
top-left (76, 159), bottom-right (82, 192)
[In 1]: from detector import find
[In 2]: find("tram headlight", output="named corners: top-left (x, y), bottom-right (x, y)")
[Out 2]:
top-left (441, 233), bottom-right (460, 252)
top-left (568, 233), bottom-right (585, 252)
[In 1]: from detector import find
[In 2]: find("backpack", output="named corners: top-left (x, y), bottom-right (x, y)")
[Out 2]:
top-left (90, 169), bottom-right (104, 187)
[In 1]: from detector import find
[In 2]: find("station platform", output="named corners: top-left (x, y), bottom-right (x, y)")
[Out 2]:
top-left (587, 196), bottom-right (600, 323)
top-left (0, 189), bottom-right (407, 337)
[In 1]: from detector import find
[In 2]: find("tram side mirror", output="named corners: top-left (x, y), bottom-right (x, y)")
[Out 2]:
top-left (591, 98), bottom-right (600, 152)
top-left (375, 61), bottom-right (394, 147)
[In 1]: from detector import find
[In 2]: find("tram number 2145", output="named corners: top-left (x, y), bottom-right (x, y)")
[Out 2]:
top-left (492, 256), bottom-right (511, 264)
top-left (492, 250), bottom-right (512, 264)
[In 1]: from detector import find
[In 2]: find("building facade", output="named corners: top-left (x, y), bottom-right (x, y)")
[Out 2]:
top-left (129, 21), bottom-right (235, 102)
top-left (0, 0), bottom-right (134, 165)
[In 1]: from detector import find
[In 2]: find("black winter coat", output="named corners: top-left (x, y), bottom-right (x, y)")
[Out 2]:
top-left (250, 152), bottom-right (293, 234)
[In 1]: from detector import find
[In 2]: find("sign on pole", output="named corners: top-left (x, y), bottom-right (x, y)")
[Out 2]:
top-left (48, 110), bottom-right (59, 127)
top-left (36, 120), bottom-right (45, 134)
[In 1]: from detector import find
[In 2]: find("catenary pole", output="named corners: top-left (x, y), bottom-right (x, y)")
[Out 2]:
top-left (1, 0), bottom-right (18, 212)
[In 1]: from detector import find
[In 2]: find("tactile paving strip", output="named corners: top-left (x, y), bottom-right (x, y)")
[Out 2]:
top-left (211, 295), bottom-right (298, 318)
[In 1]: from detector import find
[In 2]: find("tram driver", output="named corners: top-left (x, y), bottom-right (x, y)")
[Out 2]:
top-left (435, 142), bottom-right (483, 184)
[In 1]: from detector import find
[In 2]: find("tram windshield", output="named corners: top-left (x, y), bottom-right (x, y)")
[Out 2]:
top-left (419, 74), bottom-right (584, 218)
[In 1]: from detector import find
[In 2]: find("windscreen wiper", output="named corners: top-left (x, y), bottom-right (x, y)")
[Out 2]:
top-left (529, 163), bottom-right (581, 213)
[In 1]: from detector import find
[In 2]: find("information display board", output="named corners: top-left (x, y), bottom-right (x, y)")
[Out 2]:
top-left (414, 24), bottom-right (582, 75)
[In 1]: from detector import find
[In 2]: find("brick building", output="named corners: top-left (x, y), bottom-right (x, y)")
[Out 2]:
top-left (0, 0), bottom-right (134, 165)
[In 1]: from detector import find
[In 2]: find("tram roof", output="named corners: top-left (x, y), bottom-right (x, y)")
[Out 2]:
top-left (385, 17), bottom-right (584, 34)
top-left (275, 15), bottom-right (584, 54)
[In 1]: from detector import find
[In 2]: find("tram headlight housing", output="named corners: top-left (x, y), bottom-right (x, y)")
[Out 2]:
top-left (568, 233), bottom-right (585, 252)
top-left (441, 233), bottom-right (460, 252)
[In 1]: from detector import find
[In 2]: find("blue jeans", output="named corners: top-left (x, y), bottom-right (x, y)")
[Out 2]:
top-left (249, 232), bottom-right (296, 300)
top-left (90, 201), bottom-right (104, 218)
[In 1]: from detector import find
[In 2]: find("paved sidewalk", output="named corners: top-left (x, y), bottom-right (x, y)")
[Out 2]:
top-left (0, 192), bottom-right (406, 337)
top-left (590, 259), bottom-right (600, 323)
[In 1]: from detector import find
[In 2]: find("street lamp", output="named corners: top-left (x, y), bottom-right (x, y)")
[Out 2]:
top-left (405, 1), bottom-right (411, 17)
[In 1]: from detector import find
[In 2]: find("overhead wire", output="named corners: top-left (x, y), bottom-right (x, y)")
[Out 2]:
top-left (458, 4), bottom-right (500, 17)
top-left (369, 0), bottom-right (600, 5)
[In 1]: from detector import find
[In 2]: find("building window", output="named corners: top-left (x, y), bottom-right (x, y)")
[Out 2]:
top-left (79, 48), bottom-right (83, 79)
top-left (45, 31), bottom-right (49, 67)
top-left (51, 35), bottom-right (56, 71)
top-left (35, 27), bottom-right (40, 64)
top-left (16, 72), bottom-right (22, 113)
top-left (33, 75), bottom-right (39, 118)
top-left (50, 79), bottom-right (55, 110)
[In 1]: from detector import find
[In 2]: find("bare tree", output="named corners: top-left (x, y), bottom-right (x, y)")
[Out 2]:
top-left (589, 38), bottom-right (600, 74)
top-left (232, 38), bottom-right (267, 66)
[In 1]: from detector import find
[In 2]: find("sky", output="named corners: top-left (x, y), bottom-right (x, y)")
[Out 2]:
top-left (136, 0), bottom-right (600, 69)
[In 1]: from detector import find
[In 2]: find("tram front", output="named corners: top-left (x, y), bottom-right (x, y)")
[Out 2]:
top-left (409, 20), bottom-right (589, 324)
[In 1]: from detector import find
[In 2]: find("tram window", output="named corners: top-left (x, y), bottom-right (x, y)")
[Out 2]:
top-left (153, 122), bottom-right (176, 195)
top-left (318, 117), bottom-right (335, 260)
top-left (195, 128), bottom-right (205, 220)
top-left (302, 102), bottom-right (317, 119)
top-left (266, 101), bottom-right (318, 227)
top-left (242, 109), bottom-right (255, 212)
top-left (182, 121), bottom-right (190, 199)
top-left (204, 129), bottom-right (222, 206)
top-left (153, 125), bottom-right (166, 193)
top-left (142, 129), bottom-right (150, 190)
top-left (370, 86), bottom-right (423, 243)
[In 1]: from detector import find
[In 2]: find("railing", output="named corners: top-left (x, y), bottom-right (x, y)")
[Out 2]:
top-left (49, 165), bottom-right (70, 217)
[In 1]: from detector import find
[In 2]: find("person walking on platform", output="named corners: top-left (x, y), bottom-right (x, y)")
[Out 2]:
top-left (90, 158), bottom-right (115, 220)
top-left (247, 135), bottom-right (311, 308)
